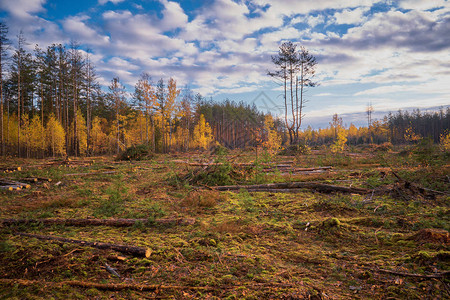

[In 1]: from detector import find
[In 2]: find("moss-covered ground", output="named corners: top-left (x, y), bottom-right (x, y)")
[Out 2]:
top-left (0, 147), bottom-right (449, 299)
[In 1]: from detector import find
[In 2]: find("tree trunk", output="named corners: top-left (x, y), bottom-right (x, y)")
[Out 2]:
top-left (213, 182), bottom-right (369, 194)
top-left (16, 232), bottom-right (152, 257)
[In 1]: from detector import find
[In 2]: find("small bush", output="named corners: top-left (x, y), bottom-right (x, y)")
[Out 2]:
top-left (181, 190), bottom-right (224, 210)
top-left (118, 144), bottom-right (154, 161)
top-left (374, 142), bottom-right (393, 152)
top-left (279, 144), bottom-right (311, 156)
top-left (210, 144), bottom-right (229, 156)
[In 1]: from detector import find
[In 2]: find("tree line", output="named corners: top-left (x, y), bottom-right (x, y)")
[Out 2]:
top-left (0, 22), bottom-right (286, 158)
top-left (300, 108), bottom-right (450, 147)
top-left (0, 21), bottom-right (447, 158)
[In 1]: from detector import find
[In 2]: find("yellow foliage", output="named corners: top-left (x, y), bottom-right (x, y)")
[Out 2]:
top-left (91, 116), bottom-right (109, 154)
top-left (5, 115), bottom-right (18, 148)
top-left (404, 126), bottom-right (421, 143)
top-left (45, 113), bottom-right (66, 156)
top-left (262, 115), bottom-right (281, 154)
top-left (440, 131), bottom-right (450, 152)
top-left (28, 115), bottom-right (45, 153)
top-left (193, 114), bottom-right (213, 150)
top-left (331, 128), bottom-right (348, 153)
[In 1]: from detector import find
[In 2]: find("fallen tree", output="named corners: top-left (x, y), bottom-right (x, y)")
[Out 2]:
top-left (15, 232), bottom-right (152, 258)
top-left (1, 217), bottom-right (196, 227)
top-left (212, 182), bottom-right (369, 194)
top-left (0, 278), bottom-right (214, 291)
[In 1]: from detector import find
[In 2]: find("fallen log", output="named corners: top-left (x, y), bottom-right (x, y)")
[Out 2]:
top-left (15, 232), bottom-right (152, 258)
top-left (0, 278), bottom-right (214, 291)
top-left (213, 182), bottom-right (369, 194)
top-left (263, 166), bottom-right (332, 172)
top-left (0, 179), bottom-right (30, 189)
top-left (0, 166), bottom-right (21, 173)
top-left (63, 170), bottom-right (116, 177)
top-left (377, 268), bottom-right (450, 279)
top-left (1, 217), bottom-right (196, 227)
top-left (392, 171), bottom-right (448, 196)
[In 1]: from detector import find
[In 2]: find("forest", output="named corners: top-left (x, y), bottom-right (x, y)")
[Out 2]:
top-left (1, 23), bottom-right (449, 159)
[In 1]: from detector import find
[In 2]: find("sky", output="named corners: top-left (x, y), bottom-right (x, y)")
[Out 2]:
top-left (0, 0), bottom-right (449, 128)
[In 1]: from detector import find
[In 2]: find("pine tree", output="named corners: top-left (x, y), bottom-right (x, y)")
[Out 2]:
top-left (0, 22), bottom-right (10, 156)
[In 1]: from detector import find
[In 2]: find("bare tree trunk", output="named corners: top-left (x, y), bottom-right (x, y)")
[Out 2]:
top-left (17, 55), bottom-right (21, 157)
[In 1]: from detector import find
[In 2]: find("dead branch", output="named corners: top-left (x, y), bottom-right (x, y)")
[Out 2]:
top-left (0, 278), bottom-right (214, 291)
top-left (1, 217), bottom-right (196, 227)
top-left (377, 268), bottom-right (450, 279)
top-left (63, 170), bottom-right (117, 177)
top-left (104, 263), bottom-right (121, 278)
top-left (391, 170), bottom-right (448, 196)
top-left (15, 232), bottom-right (152, 258)
top-left (213, 182), bottom-right (369, 194)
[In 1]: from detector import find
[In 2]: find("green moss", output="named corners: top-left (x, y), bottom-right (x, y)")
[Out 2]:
top-left (322, 217), bottom-right (341, 228)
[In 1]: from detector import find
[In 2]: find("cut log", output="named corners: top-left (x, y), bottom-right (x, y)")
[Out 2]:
top-left (0, 185), bottom-right (14, 191)
top-left (0, 166), bottom-right (21, 172)
top-left (16, 232), bottom-right (152, 258)
top-left (213, 182), bottom-right (369, 194)
top-left (0, 278), bottom-right (214, 291)
top-left (1, 217), bottom-right (196, 227)
top-left (0, 179), bottom-right (30, 189)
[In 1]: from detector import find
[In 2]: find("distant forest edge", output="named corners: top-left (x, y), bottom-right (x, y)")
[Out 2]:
top-left (0, 24), bottom-right (449, 158)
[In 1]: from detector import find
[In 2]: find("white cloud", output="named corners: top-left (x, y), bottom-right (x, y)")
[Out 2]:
top-left (159, 0), bottom-right (189, 31)
top-left (63, 15), bottom-right (110, 46)
top-left (0, 0), bottom-right (46, 19)
top-left (331, 7), bottom-right (370, 25)
top-left (398, 0), bottom-right (449, 11)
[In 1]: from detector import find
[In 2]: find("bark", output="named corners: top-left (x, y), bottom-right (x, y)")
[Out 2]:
top-left (1, 217), bottom-right (196, 227)
top-left (0, 278), bottom-right (214, 291)
top-left (0, 179), bottom-right (30, 189)
top-left (213, 182), bottom-right (369, 194)
top-left (63, 170), bottom-right (116, 177)
top-left (15, 232), bottom-right (152, 258)
top-left (376, 268), bottom-right (450, 279)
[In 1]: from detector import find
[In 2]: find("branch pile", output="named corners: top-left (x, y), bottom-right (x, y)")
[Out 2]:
top-left (0, 177), bottom-right (52, 191)
top-left (0, 179), bottom-right (31, 191)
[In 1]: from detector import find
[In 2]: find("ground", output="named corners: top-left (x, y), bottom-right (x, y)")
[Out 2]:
top-left (0, 146), bottom-right (449, 299)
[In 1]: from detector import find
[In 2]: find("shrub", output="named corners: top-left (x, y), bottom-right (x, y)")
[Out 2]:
top-left (374, 142), bottom-right (393, 152)
top-left (118, 144), bottom-right (154, 161)
top-left (279, 144), bottom-right (311, 156)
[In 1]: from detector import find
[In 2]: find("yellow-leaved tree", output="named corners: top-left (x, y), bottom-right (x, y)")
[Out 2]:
top-left (440, 131), bottom-right (450, 152)
top-left (262, 114), bottom-right (281, 154)
top-left (165, 78), bottom-right (180, 151)
top-left (193, 114), bottom-right (213, 150)
top-left (331, 128), bottom-right (348, 153)
top-left (28, 115), bottom-right (45, 157)
top-left (46, 113), bottom-right (66, 156)
top-left (404, 126), bottom-right (421, 143)
top-left (90, 116), bottom-right (109, 155)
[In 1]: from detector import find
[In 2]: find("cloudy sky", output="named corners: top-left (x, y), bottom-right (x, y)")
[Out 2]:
top-left (1, 0), bottom-right (449, 127)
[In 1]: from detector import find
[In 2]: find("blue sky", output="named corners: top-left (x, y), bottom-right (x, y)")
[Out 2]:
top-left (1, 0), bottom-right (449, 128)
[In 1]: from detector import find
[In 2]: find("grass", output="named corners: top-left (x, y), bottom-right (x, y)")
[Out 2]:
top-left (0, 148), bottom-right (449, 299)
